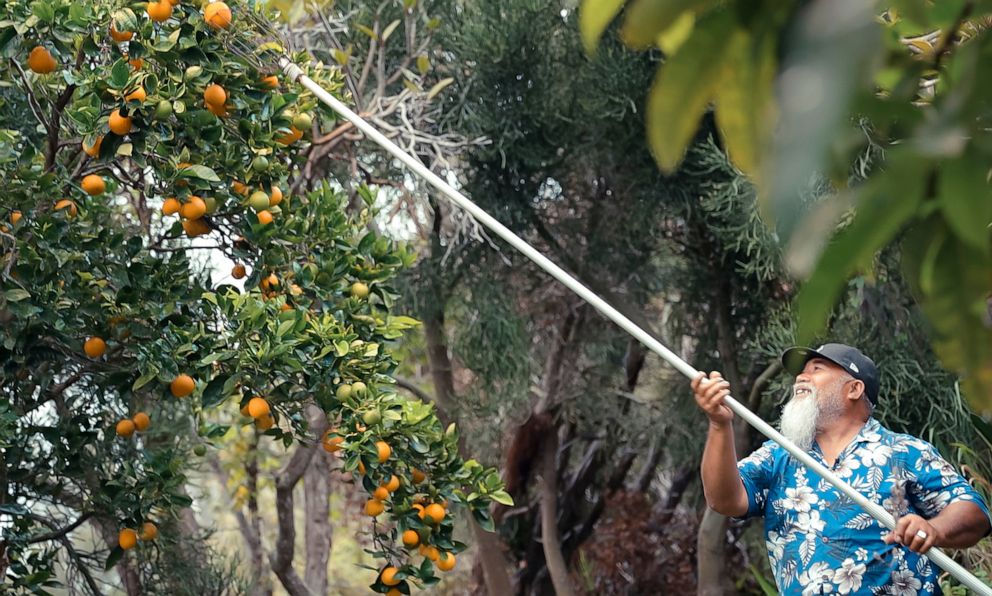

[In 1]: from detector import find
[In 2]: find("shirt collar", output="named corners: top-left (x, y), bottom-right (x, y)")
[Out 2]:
top-left (852, 417), bottom-right (882, 446)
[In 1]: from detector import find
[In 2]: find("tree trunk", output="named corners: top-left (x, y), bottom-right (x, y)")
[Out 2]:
top-left (420, 198), bottom-right (515, 596)
top-left (696, 273), bottom-right (743, 595)
top-left (270, 405), bottom-right (327, 596)
top-left (697, 508), bottom-right (733, 596)
top-left (538, 430), bottom-right (574, 596)
top-left (303, 449), bottom-right (332, 594)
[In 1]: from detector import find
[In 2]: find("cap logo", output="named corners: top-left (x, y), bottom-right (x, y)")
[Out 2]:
top-left (849, 363), bottom-right (859, 373)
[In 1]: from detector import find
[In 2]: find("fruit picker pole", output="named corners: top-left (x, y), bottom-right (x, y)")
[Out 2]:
top-left (279, 58), bottom-right (992, 594)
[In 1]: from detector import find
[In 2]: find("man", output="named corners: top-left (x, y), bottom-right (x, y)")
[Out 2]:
top-left (691, 343), bottom-right (990, 595)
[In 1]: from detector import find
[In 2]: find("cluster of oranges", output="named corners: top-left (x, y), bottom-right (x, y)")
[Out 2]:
top-left (240, 396), bottom-right (275, 430)
top-left (30, 1), bottom-right (300, 234)
top-left (115, 412), bottom-right (152, 439)
top-left (320, 430), bottom-right (459, 585)
top-left (118, 521), bottom-right (158, 550)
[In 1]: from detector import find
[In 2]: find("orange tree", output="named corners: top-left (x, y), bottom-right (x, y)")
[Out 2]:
top-left (0, 1), bottom-right (507, 593)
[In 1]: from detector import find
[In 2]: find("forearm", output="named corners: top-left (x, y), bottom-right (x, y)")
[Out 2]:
top-left (931, 501), bottom-right (991, 549)
top-left (701, 421), bottom-right (747, 516)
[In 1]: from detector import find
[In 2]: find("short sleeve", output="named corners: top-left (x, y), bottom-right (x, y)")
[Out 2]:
top-left (907, 440), bottom-right (991, 527)
top-left (737, 440), bottom-right (777, 519)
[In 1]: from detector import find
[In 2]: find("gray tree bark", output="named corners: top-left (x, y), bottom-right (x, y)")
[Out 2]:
top-left (303, 449), bottom-right (333, 594)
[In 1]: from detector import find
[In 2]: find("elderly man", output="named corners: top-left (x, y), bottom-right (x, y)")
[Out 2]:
top-left (691, 343), bottom-right (990, 595)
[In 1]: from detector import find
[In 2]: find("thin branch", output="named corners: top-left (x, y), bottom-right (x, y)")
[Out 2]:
top-left (26, 512), bottom-right (92, 544)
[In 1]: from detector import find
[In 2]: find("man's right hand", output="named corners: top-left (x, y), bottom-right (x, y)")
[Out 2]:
top-left (691, 371), bottom-right (734, 426)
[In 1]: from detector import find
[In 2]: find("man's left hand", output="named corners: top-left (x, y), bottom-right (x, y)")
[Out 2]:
top-left (883, 514), bottom-right (943, 554)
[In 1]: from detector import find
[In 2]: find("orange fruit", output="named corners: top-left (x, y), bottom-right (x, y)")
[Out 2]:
top-left (119, 528), bottom-right (138, 550)
top-left (375, 441), bottom-right (391, 463)
top-left (139, 522), bottom-right (158, 541)
top-left (260, 75), bottom-right (279, 89)
top-left (384, 475), bottom-right (400, 492)
top-left (380, 566), bottom-right (400, 586)
top-left (81, 174), bottom-right (106, 196)
top-left (421, 545), bottom-right (440, 561)
top-left (132, 412), bottom-right (151, 431)
top-left (411, 468), bottom-right (426, 484)
top-left (170, 374), bottom-right (195, 397)
top-left (322, 433), bottom-right (343, 453)
top-left (128, 56), bottom-right (144, 70)
top-left (162, 197), bottom-right (181, 216)
top-left (125, 86), bottom-right (146, 103)
top-left (146, 0), bottom-right (172, 22)
top-left (54, 199), bottom-right (78, 217)
top-left (269, 185), bottom-right (283, 206)
top-left (247, 397), bottom-right (270, 419)
top-left (412, 504), bottom-right (426, 520)
top-left (116, 419), bottom-right (136, 438)
top-left (231, 263), bottom-right (247, 279)
top-left (231, 180), bottom-right (249, 196)
top-left (204, 2), bottom-right (232, 29)
top-left (168, 0), bottom-right (180, 5)
top-left (182, 218), bottom-right (210, 237)
top-left (424, 503), bottom-right (445, 525)
top-left (110, 24), bottom-right (134, 42)
top-left (437, 551), bottom-right (456, 572)
top-left (255, 414), bottom-right (275, 430)
top-left (205, 101), bottom-right (228, 118)
top-left (82, 136), bottom-right (103, 158)
top-left (373, 486), bottom-right (389, 501)
top-left (108, 109), bottom-right (132, 135)
top-left (10, 211), bottom-right (22, 225)
top-left (276, 126), bottom-right (303, 145)
top-left (180, 196), bottom-right (207, 220)
top-left (256, 210), bottom-right (273, 225)
top-left (84, 336), bottom-right (106, 358)
top-left (386, 590), bottom-right (401, 596)
top-left (357, 460), bottom-right (366, 475)
top-left (351, 282), bottom-right (370, 299)
top-left (203, 83), bottom-right (226, 107)
top-left (279, 303), bottom-right (292, 312)
top-left (402, 529), bottom-right (419, 547)
top-left (28, 46), bottom-right (57, 74)
top-left (365, 499), bottom-right (385, 517)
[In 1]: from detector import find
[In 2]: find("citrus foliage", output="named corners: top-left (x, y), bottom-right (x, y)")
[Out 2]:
top-left (581, 0), bottom-right (992, 413)
top-left (0, 0), bottom-right (506, 592)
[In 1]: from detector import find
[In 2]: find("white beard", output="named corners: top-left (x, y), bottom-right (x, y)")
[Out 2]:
top-left (780, 388), bottom-right (821, 451)
top-left (780, 380), bottom-right (848, 451)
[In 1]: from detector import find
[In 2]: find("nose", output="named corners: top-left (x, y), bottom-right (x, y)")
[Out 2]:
top-left (795, 373), bottom-right (810, 384)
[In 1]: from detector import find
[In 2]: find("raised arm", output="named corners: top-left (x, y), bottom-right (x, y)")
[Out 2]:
top-left (692, 371), bottom-right (749, 517)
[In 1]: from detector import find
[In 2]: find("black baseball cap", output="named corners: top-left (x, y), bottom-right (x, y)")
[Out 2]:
top-left (781, 343), bottom-right (880, 405)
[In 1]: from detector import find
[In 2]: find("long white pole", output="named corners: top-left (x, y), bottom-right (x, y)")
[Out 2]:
top-left (281, 58), bottom-right (991, 594)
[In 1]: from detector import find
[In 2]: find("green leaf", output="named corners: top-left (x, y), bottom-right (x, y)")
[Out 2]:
top-left (713, 29), bottom-right (776, 181)
top-left (3, 289), bottom-right (30, 302)
top-left (105, 547), bottom-right (123, 570)
top-left (426, 78), bottom-right (454, 100)
top-left (796, 156), bottom-right (928, 344)
top-left (645, 10), bottom-right (735, 173)
top-left (201, 375), bottom-right (230, 408)
top-left (902, 218), bottom-right (992, 413)
top-left (178, 165), bottom-right (221, 182)
top-left (938, 154), bottom-right (992, 255)
top-left (109, 60), bottom-right (129, 90)
top-left (620, 0), bottom-right (715, 49)
top-left (579, 0), bottom-right (626, 54)
top-left (355, 24), bottom-right (377, 40)
top-left (334, 339), bottom-right (350, 357)
top-left (489, 490), bottom-right (514, 506)
top-left (132, 369), bottom-right (158, 391)
top-left (381, 19), bottom-right (401, 43)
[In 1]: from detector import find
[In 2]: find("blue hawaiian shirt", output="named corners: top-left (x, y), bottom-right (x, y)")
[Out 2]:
top-left (738, 418), bottom-right (990, 595)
